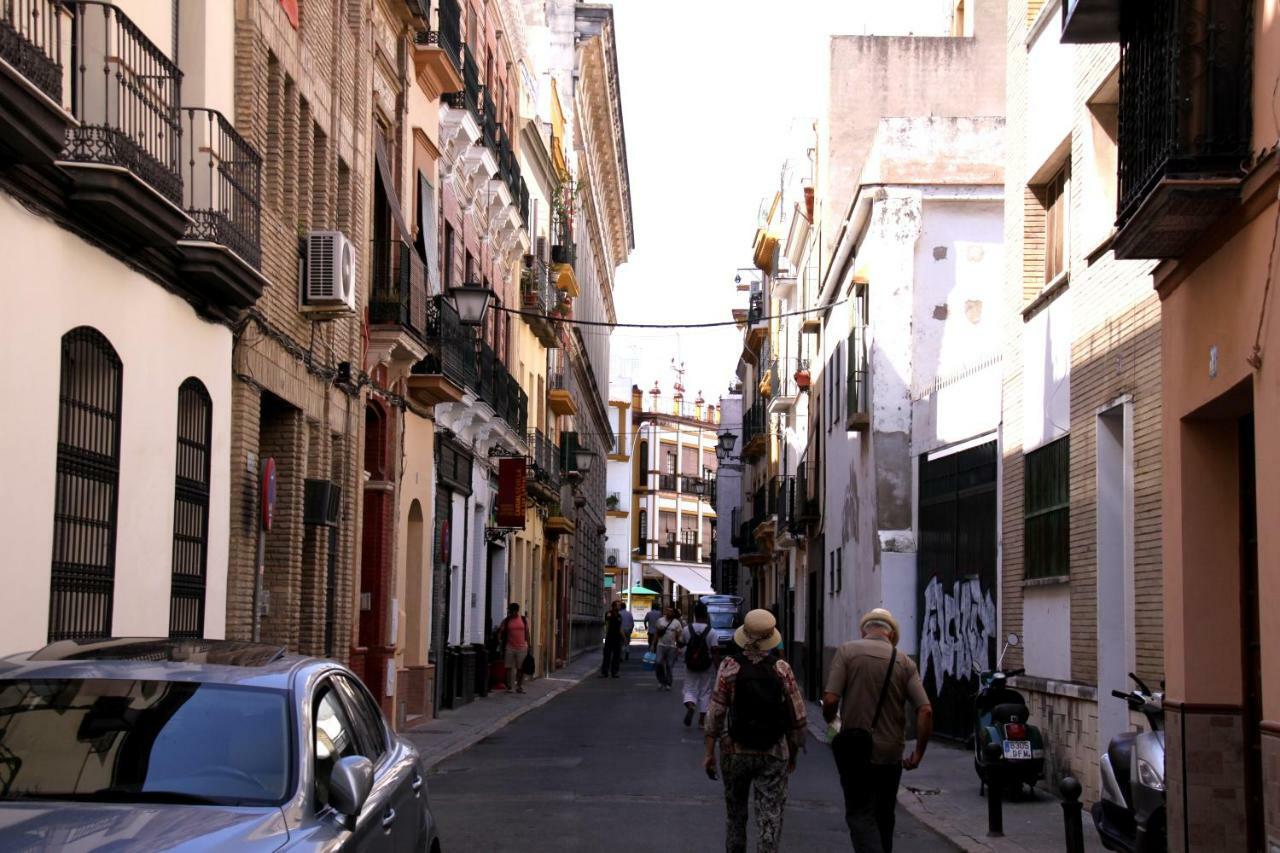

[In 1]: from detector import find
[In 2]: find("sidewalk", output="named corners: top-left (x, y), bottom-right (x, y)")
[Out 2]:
top-left (402, 650), bottom-right (598, 768)
top-left (806, 709), bottom-right (1104, 852)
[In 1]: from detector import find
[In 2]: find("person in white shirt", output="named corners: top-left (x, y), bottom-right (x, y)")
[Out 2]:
top-left (682, 602), bottom-right (716, 727)
top-left (654, 606), bottom-right (684, 691)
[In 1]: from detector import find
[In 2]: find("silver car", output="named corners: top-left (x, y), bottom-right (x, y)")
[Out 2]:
top-left (0, 638), bottom-right (439, 852)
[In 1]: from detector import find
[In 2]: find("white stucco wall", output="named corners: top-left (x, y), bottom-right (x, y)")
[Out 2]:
top-left (0, 194), bottom-right (233, 652)
top-left (1022, 289), bottom-right (1072, 453)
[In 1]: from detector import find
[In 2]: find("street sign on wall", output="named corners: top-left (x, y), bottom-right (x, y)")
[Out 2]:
top-left (496, 457), bottom-right (527, 528)
top-left (261, 457), bottom-right (277, 532)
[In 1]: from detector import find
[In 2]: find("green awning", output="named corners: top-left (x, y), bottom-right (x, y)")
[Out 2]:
top-left (625, 586), bottom-right (660, 596)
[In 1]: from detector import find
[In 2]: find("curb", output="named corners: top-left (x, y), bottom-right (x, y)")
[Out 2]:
top-left (897, 789), bottom-right (993, 853)
top-left (414, 662), bottom-right (594, 770)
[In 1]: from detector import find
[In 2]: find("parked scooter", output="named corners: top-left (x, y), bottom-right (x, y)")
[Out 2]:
top-left (1092, 674), bottom-right (1166, 853)
top-left (973, 633), bottom-right (1046, 796)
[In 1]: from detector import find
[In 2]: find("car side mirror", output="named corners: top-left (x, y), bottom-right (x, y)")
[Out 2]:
top-left (329, 755), bottom-right (374, 824)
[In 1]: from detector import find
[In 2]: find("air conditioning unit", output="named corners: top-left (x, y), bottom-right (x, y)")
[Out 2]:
top-left (606, 551), bottom-right (618, 567)
top-left (300, 230), bottom-right (357, 315)
top-left (304, 479), bottom-right (342, 527)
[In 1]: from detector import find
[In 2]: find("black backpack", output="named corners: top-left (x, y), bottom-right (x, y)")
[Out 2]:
top-left (727, 653), bottom-right (790, 749)
top-left (685, 626), bottom-right (713, 672)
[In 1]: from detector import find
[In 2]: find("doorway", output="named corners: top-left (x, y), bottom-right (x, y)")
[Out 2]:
top-left (1096, 404), bottom-right (1133, 760)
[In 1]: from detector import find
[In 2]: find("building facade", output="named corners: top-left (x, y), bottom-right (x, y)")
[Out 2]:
top-left (1060, 0), bottom-right (1279, 846)
top-left (0, 0), bottom-right (265, 648)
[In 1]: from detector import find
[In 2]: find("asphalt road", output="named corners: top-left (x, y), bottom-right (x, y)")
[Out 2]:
top-left (426, 646), bottom-right (951, 852)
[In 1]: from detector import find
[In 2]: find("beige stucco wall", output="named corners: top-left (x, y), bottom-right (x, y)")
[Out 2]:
top-left (0, 194), bottom-right (233, 652)
top-left (395, 411), bottom-right (435, 667)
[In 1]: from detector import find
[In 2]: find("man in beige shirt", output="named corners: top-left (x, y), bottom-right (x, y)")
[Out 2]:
top-left (823, 608), bottom-right (933, 853)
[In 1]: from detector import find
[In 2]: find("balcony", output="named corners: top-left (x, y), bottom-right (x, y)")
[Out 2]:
top-left (680, 475), bottom-right (710, 499)
top-left (657, 472), bottom-right (677, 492)
top-left (1112, 0), bottom-right (1252, 260)
top-left (520, 257), bottom-right (560, 347)
top-left (408, 295), bottom-right (475, 406)
top-left (176, 107), bottom-right (265, 310)
top-left (794, 461), bottom-right (820, 529)
top-left (766, 359), bottom-right (799, 415)
top-left (474, 341), bottom-right (527, 436)
top-left (657, 536), bottom-right (676, 562)
top-left (528, 430), bottom-right (561, 504)
top-left (745, 292), bottom-right (767, 354)
top-left (60, 1), bottom-right (188, 247)
top-left (548, 367), bottom-right (576, 416)
top-left (551, 202), bottom-right (579, 297)
top-left (367, 238), bottom-right (429, 370)
top-left (411, 0), bottom-right (463, 98)
top-left (678, 531), bottom-right (699, 563)
top-left (741, 398), bottom-right (767, 460)
top-left (0, 0), bottom-right (71, 164)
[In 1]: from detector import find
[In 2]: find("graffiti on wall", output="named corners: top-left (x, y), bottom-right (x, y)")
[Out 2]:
top-left (919, 575), bottom-right (996, 694)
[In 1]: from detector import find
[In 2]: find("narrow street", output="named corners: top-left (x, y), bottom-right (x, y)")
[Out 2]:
top-left (426, 648), bottom-right (948, 852)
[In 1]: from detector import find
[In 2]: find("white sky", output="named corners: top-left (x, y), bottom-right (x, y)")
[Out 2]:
top-left (607, 1), bottom-right (951, 401)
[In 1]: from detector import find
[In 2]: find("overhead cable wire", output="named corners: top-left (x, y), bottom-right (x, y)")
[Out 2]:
top-left (492, 298), bottom-right (846, 329)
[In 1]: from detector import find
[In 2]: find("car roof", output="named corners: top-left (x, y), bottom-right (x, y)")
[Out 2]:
top-left (0, 638), bottom-right (331, 689)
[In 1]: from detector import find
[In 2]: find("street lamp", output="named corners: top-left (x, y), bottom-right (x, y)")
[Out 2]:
top-left (448, 280), bottom-right (494, 327)
top-left (573, 447), bottom-right (597, 475)
top-left (716, 431), bottom-right (737, 461)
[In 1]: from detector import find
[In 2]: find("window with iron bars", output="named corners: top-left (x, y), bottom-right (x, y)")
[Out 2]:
top-left (170, 379), bottom-right (212, 638)
top-left (49, 328), bottom-right (123, 641)
top-left (1024, 437), bottom-right (1069, 578)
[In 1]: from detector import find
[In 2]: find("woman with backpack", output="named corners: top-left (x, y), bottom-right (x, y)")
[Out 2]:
top-left (682, 603), bottom-right (716, 727)
top-left (702, 609), bottom-right (808, 853)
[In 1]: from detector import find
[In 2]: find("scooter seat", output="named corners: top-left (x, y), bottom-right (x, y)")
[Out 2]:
top-left (991, 702), bottom-right (1029, 725)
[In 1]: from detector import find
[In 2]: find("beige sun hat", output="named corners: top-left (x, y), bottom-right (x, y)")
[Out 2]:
top-left (734, 609), bottom-right (782, 651)
top-left (860, 608), bottom-right (900, 644)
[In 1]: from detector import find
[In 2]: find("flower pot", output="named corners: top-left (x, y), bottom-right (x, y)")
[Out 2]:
top-left (794, 369), bottom-right (811, 390)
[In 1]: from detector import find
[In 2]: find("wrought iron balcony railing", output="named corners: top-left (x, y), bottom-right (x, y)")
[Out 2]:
top-left (678, 530), bottom-right (699, 563)
top-left (444, 42), bottom-right (480, 114)
top-left (657, 472), bottom-right (677, 492)
top-left (478, 86), bottom-right (498, 153)
top-left (657, 536), bottom-right (676, 561)
top-left (1, 0), bottom-right (63, 101)
top-left (1116, 0), bottom-right (1251, 244)
top-left (747, 292), bottom-right (764, 326)
top-left (412, 295), bottom-right (477, 390)
top-left (794, 460), bottom-right (820, 526)
top-left (771, 474), bottom-right (795, 528)
top-left (369, 238), bottom-right (428, 339)
top-left (180, 108), bottom-right (262, 269)
top-left (741, 397), bottom-right (767, 452)
top-left (529, 429), bottom-right (561, 492)
top-left (64, 1), bottom-right (182, 205)
top-left (426, 0), bottom-right (462, 72)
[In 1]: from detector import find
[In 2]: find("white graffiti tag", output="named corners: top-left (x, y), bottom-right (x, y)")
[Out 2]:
top-left (918, 576), bottom-right (997, 695)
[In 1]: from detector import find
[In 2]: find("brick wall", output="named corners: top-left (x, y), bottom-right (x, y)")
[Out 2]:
top-left (1001, 0), bottom-right (1164, 797)
top-left (227, 0), bottom-right (371, 658)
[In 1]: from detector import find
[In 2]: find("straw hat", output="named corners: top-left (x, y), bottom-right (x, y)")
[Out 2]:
top-left (860, 608), bottom-right (900, 644)
top-left (734, 609), bottom-right (782, 651)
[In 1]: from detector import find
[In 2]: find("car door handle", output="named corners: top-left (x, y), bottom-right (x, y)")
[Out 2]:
top-left (382, 808), bottom-right (396, 830)
top-left (411, 774), bottom-right (423, 795)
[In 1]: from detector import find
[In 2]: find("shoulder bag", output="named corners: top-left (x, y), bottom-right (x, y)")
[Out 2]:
top-left (832, 646), bottom-right (897, 778)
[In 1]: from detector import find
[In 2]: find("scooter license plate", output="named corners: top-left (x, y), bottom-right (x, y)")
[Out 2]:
top-left (1003, 740), bottom-right (1032, 760)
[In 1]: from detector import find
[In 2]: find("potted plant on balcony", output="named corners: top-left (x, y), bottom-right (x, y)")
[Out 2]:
top-left (555, 296), bottom-right (572, 317)
top-left (794, 362), bottom-right (811, 391)
top-left (606, 494), bottom-right (620, 511)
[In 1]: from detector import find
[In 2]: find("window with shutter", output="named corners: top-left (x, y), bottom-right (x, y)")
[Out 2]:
top-left (847, 283), bottom-right (869, 430)
top-left (1024, 437), bottom-right (1070, 578)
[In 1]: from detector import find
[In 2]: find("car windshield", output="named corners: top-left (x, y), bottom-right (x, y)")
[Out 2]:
top-left (708, 611), bottom-right (736, 629)
top-left (0, 678), bottom-right (292, 806)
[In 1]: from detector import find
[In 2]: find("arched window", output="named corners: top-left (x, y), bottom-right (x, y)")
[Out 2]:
top-left (49, 327), bottom-right (123, 641)
top-left (170, 378), bottom-right (212, 638)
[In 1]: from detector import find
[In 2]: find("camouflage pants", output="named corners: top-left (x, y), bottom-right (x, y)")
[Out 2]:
top-left (721, 752), bottom-right (789, 853)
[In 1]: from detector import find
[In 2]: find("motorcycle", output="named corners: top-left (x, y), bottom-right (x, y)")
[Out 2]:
top-left (1092, 674), bottom-right (1166, 853)
top-left (973, 632), bottom-right (1046, 796)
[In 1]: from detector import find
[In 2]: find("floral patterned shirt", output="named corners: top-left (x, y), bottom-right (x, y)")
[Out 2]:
top-left (705, 650), bottom-right (808, 761)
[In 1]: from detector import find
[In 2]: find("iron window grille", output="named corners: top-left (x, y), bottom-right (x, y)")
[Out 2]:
top-left (49, 327), bottom-right (123, 641)
top-left (1024, 437), bottom-right (1070, 578)
top-left (169, 378), bottom-right (211, 639)
top-left (846, 283), bottom-right (869, 429)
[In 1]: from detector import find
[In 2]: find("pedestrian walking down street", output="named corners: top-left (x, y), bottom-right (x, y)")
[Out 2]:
top-left (497, 602), bottom-right (532, 694)
top-left (600, 601), bottom-right (625, 678)
top-left (682, 603), bottom-right (716, 727)
top-left (654, 606), bottom-right (683, 690)
top-left (703, 609), bottom-right (807, 853)
top-left (823, 608), bottom-right (933, 853)
top-left (619, 603), bottom-right (636, 660)
top-left (645, 601), bottom-right (663, 653)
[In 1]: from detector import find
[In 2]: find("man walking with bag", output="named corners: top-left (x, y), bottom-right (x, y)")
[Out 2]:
top-left (654, 606), bottom-right (683, 690)
top-left (702, 609), bottom-right (807, 853)
top-left (823, 608), bottom-right (933, 852)
top-left (600, 600), bottom-right (625, 678)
